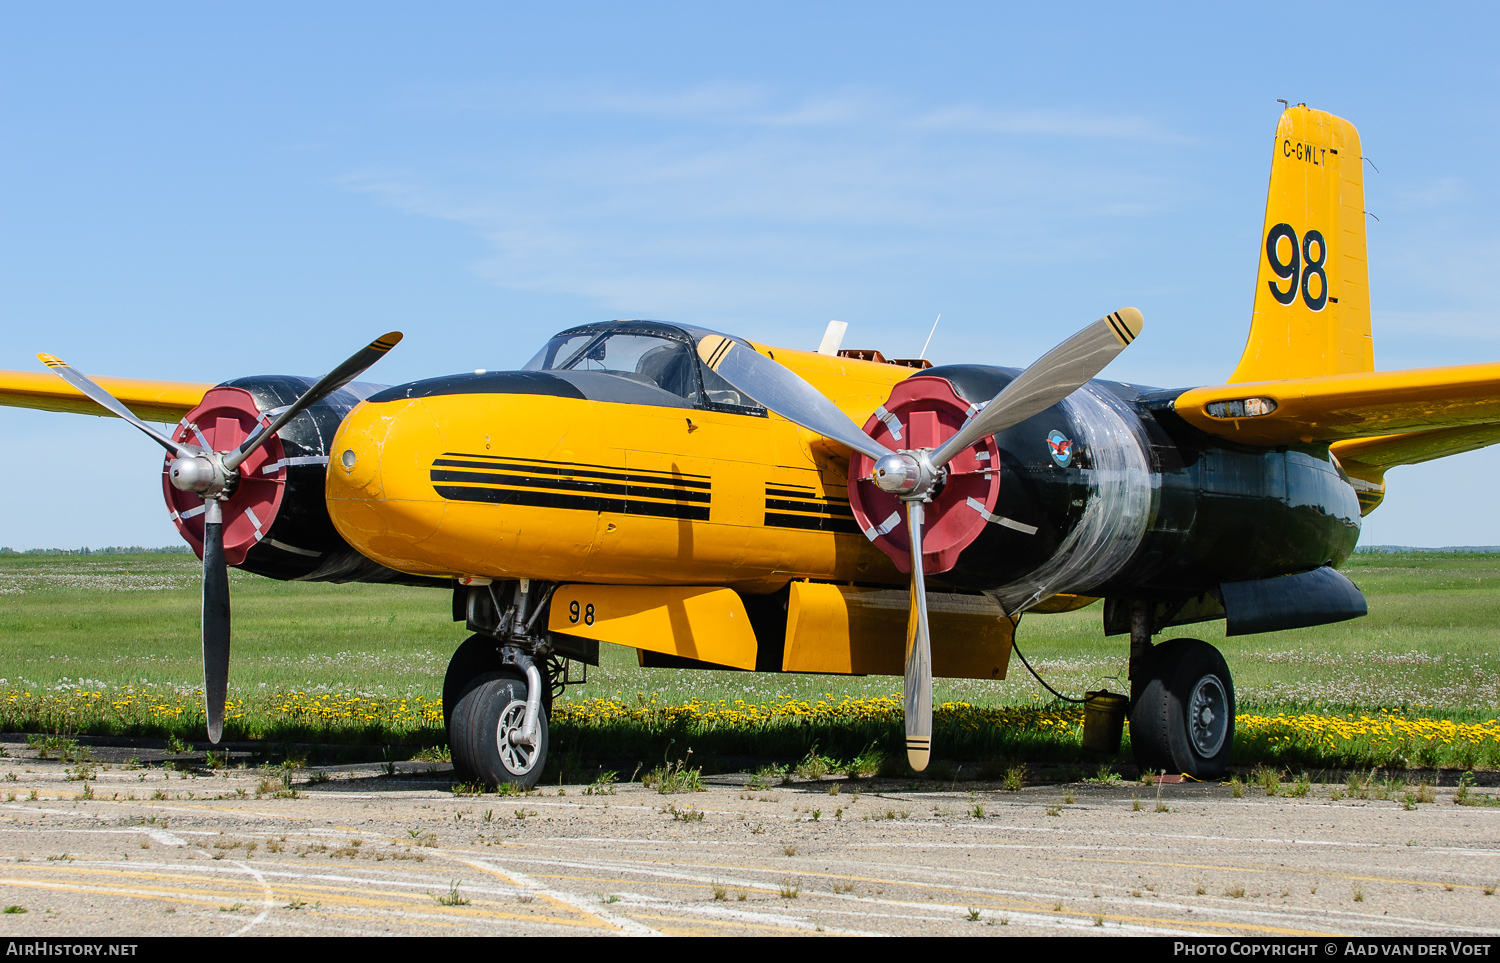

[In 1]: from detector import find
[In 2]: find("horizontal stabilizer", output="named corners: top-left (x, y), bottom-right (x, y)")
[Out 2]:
top-left (0, 370), bottom-right (211, 423)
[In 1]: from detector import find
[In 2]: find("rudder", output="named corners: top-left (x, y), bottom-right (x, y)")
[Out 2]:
top-left (1229, 105), bottom-right (1373, 383)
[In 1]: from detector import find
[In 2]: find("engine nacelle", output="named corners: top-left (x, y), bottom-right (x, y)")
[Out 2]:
top-left (164, 376), bottom-right (443, 586)
top-left (859, 364), bottom-right (1362, 611)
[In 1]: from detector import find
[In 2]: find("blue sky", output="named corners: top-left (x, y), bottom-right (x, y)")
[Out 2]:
top-left (2, 3), bottom-right (1498, 548)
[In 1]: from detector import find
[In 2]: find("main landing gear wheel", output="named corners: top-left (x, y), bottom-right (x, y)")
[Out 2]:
top-left (449, 671), bottom-right (550, 790)
top-left (1129, 637), bottom-right (1235, 779)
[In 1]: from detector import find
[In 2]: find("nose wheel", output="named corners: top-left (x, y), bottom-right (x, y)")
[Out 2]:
top-left (449, 671), bottom-right (550, 790)
top-left (1129, 638), bottom-right (1235, 778)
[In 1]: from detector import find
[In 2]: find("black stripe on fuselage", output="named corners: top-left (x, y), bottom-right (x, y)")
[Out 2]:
top-left (436, 453), bottom-right (712, 490)
top-left (435, 485), bottom-right (711, 520)
top-left (764, 512), bottom-right (862, 535)
top-left (764, 498), bottom-right (854, 517)
top-left (431, 452), bottom-right (711, 520)
top-left (432, 468), bottom-right (711, 504)
top-left (762, 483), bottom-right (860, 534)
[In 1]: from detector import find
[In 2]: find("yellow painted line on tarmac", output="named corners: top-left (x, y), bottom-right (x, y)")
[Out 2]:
top-left (523, 860), bottom-right (1334, 937)
top-left (444, 852), bottom-right (658, 935)
top-left (628, 913), bottom-right (822, 936)
top-left (0, 876), bottom-right (256, 913)
top-left (0, 868), bottom-right (597, 931)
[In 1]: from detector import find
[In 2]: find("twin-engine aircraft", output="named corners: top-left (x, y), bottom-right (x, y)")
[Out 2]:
top-left (5, 105), bottom-right (1498, 787)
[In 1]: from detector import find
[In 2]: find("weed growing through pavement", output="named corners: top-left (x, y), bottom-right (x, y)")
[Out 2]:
top-left (1253, 766), bottom-right (1281, 796)
top-left (583, 771), bottom-right (617, 795)
top-left (846, 743), bottom-right (884, 779)
top-left (1003, 764), bottom-right (1026, 792)
top-left (2, 907), bottom-right (23, 915)
top-left (434, 882), bottom-right (469, 906)
top-left (1086, 765), bottom-right (1122, 785)
top-left (1062, 789), bottom-right (1076, 804)
top-left (712, 883), bottom-right (727, 901)
top-left (966, 907), bottom-right (981, 921)
top-left (783, 844), bottom-right (797, 856)
top-left (778, 878), bottom-right (800, 899)
top-left (665, 802), bottom-right (704, 822)
top-left (1353, 884), bottom-right (1365, 902)
top-left (795, 746), bottom-right (833, 780)
top-left (644, 754), bottom-right (704, 794)
top-left (1131, 796), bottom-right (1141, 811)
top-left (1225, 884), bottom-right (1245, 898)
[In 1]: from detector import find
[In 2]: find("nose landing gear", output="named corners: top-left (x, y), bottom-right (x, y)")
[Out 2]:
top-left (450, 671), bottom-right (550, 789)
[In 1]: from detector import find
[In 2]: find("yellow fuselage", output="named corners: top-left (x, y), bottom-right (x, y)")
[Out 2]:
top-left (325, 343), bottom-right (913, 592)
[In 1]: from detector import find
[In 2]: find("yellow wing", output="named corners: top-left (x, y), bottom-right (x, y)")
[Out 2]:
top-left (1174, 362), bottom-right (1500, 446)
top-left (0, 370), bottom-right (211, 423)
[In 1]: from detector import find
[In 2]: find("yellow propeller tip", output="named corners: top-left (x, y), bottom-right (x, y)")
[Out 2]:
top-left (36, 353), bottom-right (63, 367)
top-left (1104, 307), bottom-right (1144, 345)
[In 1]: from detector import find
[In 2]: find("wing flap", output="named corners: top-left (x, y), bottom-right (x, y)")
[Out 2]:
top-left (1174, 361), bottom-right (1500, 446)
top-left (0, 370), bottom-right (212, 423)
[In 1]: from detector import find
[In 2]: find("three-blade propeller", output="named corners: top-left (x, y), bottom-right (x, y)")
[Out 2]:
top-left (700, 309), bottom-right (1143, 770)
top-left (37, 333), bottom-right (403, 743)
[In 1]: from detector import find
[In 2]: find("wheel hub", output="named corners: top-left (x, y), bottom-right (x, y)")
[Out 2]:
top-left (495, 699), bottom-right (539, 775)
top-left (1188, 675), bottom-right (1228, 757)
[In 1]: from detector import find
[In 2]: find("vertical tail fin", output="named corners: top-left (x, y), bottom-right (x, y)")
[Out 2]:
top-left (1229, 105), bottom-right (1373, 384)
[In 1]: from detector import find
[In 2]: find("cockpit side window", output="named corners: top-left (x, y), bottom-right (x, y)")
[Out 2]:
top-left (528, 332), bottom-right (700, 401)
top-left (523, 333), bottom-right (594, 372)
top-left (525, 323), bottom-right (767, 415)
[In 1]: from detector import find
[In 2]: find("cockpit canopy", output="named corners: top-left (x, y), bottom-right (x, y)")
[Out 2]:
top-left (524, 320), bottom-right (759, 413)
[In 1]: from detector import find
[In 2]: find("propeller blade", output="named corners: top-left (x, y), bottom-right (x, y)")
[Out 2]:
top-left (928, 308), bottom-right (1143, 468)
top-left (36, 354), bottom-right (193, 459)
top-left (201, 499), bottom-right (231, 744)
top-left (697, 336), bottom-right (892, 462)
top-left (903, 499), bottom-right (933, 771)
top-left (225, 331), bottom-right (403, 470)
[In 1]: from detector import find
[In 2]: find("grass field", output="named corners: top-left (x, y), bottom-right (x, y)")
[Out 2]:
top-left (1, 551), bottom-right (1497, 773)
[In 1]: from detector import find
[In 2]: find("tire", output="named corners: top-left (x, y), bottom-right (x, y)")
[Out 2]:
top-left (449, 671), bottom-right (549, 790)
top-left (1129, 638), bottom-right (1235, 779)
top-left (443, 635), bottom-right (504, 730)
top-left (443, 633), bottom-right (553, 733)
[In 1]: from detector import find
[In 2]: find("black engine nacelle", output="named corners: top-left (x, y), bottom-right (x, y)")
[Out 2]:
top-left (924, 365), bottom-right (1362, 609)
top-left (171, 376), bottom-right (447, 587)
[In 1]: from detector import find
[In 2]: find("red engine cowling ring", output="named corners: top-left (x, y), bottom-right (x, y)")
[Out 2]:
top-left (162, 386), bottom-right (287, 567)
top-left (846, 375), bottom-right (1001, 575)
